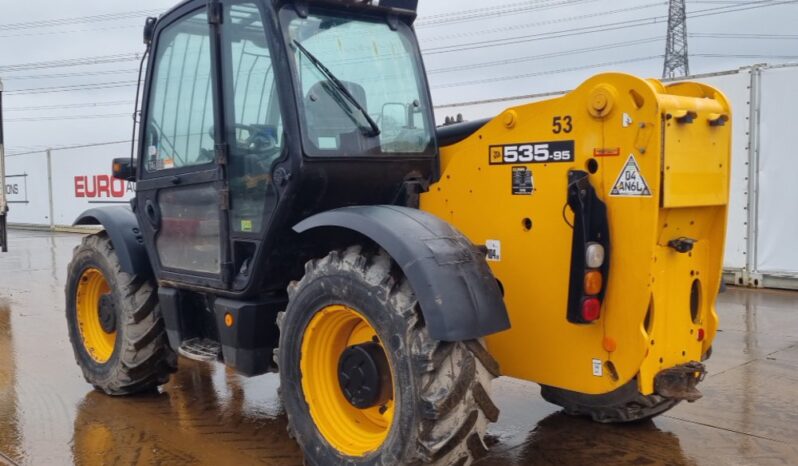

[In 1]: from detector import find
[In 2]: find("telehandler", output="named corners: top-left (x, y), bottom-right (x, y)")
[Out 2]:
top-left (65, 0), bottom-right (731, 464)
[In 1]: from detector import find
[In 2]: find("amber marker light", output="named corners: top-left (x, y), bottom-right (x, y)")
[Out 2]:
top-left (584, 270), bottom-right (603, 295)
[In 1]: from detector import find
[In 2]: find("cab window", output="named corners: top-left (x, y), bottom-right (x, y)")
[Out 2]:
top-left (143, 10), bottom-right (214, 172)
top-left (222, 2), bottom-right (284, 234)
top-left (281, 8), bottom-right (434, 157)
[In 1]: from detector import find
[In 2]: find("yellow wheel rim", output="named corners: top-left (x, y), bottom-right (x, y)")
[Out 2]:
top-left (75, 268), bottom-right (116, 363)
top-left (300, 304), bottom-right (395, 457)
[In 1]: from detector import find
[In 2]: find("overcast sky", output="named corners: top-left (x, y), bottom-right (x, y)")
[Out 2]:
top-left (1, 0), bottom-right (797, 155)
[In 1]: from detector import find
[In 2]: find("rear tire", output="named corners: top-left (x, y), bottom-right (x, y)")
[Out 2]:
top-left (277, 246), bottom-right (500, 465)
top-left (541, 379), bottom-right (679, 423)
top-left (65, 232), bottom-right (176, 395)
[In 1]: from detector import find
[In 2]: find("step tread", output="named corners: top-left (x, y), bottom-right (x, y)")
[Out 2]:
top-left (178, 338), bottom-right (221, 362)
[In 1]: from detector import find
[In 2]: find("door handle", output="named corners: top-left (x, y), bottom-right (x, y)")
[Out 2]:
top-left (145, 200), bottom-right (161, 229)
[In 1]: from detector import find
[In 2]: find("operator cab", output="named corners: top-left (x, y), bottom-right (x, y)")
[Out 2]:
top-left (131, 0), bottom-right (436, 296)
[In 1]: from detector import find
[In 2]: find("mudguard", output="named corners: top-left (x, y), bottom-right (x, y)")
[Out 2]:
top-left (294, 205), bottom-right (510, 342)
top-left (73, 206), bottom-right (152, 278)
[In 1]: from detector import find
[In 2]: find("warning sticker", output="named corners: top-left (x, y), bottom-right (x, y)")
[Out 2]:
top-left (622, 112), bottom-right (633, 128)
top-left (609, 154), bottom-right (651, 197)
top-left (511, 166), bottom-right (534, 195)
top-left (592, 358), bottom-right (603, 376)
top-left (485, 240), bottom-right (501, 262)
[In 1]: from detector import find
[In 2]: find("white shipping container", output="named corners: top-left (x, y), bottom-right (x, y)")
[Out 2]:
top-left (4, 152), bottom-right (51, 226)
top-left (754, 65), bottom-right (798, 276)
top-left (687, 69), bottom-right (751, 274)
top-left (49, 143), bottom-right (134, 227)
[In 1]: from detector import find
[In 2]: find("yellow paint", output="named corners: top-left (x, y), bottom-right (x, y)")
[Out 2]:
top-left (300, 304), bottom-right (394, 456)
top-left (503, 110), bottom-right (517, 128)
top-left (421, 73), bottom-right (730, 395)
top-left (75, 268), bottom-right (116, 364)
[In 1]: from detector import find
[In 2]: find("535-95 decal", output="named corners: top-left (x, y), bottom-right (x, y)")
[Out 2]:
top-left (489, 140), bottom-right (575, 164)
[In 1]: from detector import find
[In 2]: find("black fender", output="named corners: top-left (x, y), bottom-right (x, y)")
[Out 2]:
top-left (73, 206), bottom-right (152, 278)
top-left (294, 205), bottom-right (510, 341)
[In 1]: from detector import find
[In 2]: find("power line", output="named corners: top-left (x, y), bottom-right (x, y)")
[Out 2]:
top-left (1, 69), bottom-right (139, 81)
top-left (422, 0), bottom-right (798, 55)
top-left (416, 0), bottom-right (599, 28)
top-left (435, 90), bottom-right (567, 109)
top-left (5, 34), bottom-right (791, 84)
top-left (693, 53), bottom-right (798, 59)
top-left (1, 0), bottom-right (793, 77)
top-left (4, 100), bottom-right (133, 112)
top-left (0, 9), bottom-right (160, 32)
top-left (432, 56), bottom-right (662, 89)
top-left (418, 0), bottom-right (564, 21)
top-left (690, 32), bottom-right (798, 39)
top-left (422, 2), bottom-right (665, 43)
top-left (688, 0), bottom-right (798, 18)
top-left (0, 24), bottom-right (140, 39)
top-left (0, 53), bottom-right (140, 72)
top-left (4, 80), bottom-right (138, 95)
top-left (427, 37), bottom-right (662, 74)
top-left (690, 1), bottom-right (754, 3)
top-left (422, 18), bottom-right (664, 55)
top-left (5, 113), bottom-right (132, 123)
top-left (6, 140), bottom-right (130, 157)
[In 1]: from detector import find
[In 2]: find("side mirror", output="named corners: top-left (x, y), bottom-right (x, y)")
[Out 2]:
top-left (381, 103), bottom-right (408, 133)
top-left (143, 17), bottom-right (157, 45)
top-left (112, 158), bottom-right (136, 181)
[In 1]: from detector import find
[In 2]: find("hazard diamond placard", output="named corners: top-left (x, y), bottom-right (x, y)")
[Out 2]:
top-left (609, 154), bottom-right (651, 197)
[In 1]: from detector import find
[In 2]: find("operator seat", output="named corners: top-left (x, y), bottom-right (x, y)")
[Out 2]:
top-left (304, 80), bottom-right (368, 153)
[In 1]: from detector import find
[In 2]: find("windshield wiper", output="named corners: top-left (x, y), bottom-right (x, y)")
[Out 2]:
top-left (293, 40), bottom-right (380, 137)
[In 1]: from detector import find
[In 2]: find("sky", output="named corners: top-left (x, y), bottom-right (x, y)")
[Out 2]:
top-left (1, 0), bottom-right (797, 156)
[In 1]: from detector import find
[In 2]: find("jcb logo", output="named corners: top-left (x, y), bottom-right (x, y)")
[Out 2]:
top-left (490, 147), bottom-right (503, 162)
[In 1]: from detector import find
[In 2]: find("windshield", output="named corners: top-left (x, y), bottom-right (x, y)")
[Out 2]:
top-left (280, 8), bottom-right (434, 157)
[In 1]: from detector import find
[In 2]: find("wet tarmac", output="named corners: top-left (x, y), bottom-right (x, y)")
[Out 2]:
top-left (1, 229), bottom-right (797, 466)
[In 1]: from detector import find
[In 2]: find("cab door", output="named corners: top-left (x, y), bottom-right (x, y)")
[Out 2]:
top-left (136, 4), bottom-right (231, 289)
top-left (218, 0), bottom-right (286, 290)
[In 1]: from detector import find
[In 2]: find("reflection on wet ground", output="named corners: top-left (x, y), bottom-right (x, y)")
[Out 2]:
top-left (1, 230), bottom-right (797, 465)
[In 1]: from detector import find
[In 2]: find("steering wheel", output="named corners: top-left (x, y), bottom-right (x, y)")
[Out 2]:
top-left (232, 124), bottom-right (281, 152)
top-left (205, 124), bottom-right (279, 151)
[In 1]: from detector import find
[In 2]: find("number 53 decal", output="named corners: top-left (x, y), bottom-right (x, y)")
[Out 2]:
top-left (489, 140), bottom-right (575, 164)
top-left (552, 115), bottom-right (573, 134)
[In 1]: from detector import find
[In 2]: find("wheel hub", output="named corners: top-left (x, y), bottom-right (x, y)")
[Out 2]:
top-left (98, 294), bottom-right (117, 334)
top-left (300, 304), bottom-right (395, 455)
top-left (338, 342), bottom-right (391, 409)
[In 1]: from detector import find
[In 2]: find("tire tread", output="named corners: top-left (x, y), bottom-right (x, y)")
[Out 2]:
top-left (66, 232), bottom-right (176, 396)
top-left (278, 247), bottom-right (500, 465)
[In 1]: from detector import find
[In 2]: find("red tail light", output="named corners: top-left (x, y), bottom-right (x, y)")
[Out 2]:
top-left (581, 297), bottom-right (601, 322)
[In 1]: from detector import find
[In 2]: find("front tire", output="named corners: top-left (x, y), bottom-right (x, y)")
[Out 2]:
top-left (277, 246), bottom-right (500, 465)
top-left (65, 232), bottom-right (176, 395)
